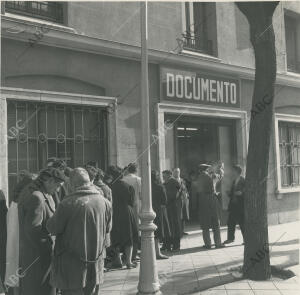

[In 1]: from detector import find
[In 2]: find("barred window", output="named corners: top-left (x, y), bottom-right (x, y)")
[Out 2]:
top-left (7, 101), bottom-right (108, 201)
top-left (284, 13), bottom-right (300, 73)
top-left (5, 1), bottom-right (64, 24)
top-left (278, 121), bottom-right (300, 187)
top-left (183, 2), bottom-right (217, 56)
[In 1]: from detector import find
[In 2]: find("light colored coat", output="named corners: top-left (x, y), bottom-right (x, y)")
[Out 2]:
top-left (46, 185), bottom-right (111, 290)
top-left (5, 201), bottom-right (19, 287)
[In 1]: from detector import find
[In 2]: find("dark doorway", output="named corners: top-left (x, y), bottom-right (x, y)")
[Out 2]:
top-left (165, 114), bottom-right (237, 225)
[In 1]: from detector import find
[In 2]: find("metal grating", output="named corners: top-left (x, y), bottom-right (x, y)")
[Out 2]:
top-left (279, 121), bottom-right (300, 187)
top-left (5, 1), bottom-right (64, 24)
top-left (7, 100), bottom-right (108, 200)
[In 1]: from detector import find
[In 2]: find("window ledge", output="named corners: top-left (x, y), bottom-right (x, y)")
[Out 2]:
top-left (276, 187), bottom-right (300, 195)
top-left (285, 70), bottom-right (300, 78)
top-left (181, 49), bottom-right (221, 62)
top-left (2, 13), bottom-right (76, 34)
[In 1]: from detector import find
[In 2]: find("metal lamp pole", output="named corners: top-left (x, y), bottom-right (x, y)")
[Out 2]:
top-left (137, 1), bottom-right (161, 294)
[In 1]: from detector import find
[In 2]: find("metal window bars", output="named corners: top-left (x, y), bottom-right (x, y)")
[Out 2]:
top-left (279, 122), bottom-right (300, 187)
top-left (7, 100), bottom-right (107, 201)
top-left (182, 33), bottom-right (213, 55)
top-left (5, 1), bottom-right (64, 24)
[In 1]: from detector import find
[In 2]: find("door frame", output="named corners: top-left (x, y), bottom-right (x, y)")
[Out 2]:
top-left (156, 102), bottom-right (248, 174)
top-left (170, 116), bottom-right (236, 169)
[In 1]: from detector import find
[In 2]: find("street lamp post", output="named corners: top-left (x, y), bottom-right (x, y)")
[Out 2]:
top-left (137, 1), bottom-right (161, 295)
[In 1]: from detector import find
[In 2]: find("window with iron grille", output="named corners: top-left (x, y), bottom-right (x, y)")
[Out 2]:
top-left (278, 121), bottom-right (300, 188)
top-left (183, 2), bottom-right (217, 56)
top-left (285, 13), bottom-right (300, 73)
top-left (7, 101), bottom-right (108, 201)
top-left (5, 1), bottom-right (64, 24)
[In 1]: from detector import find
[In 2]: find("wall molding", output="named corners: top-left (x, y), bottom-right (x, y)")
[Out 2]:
top-left (2, 15), bottom-right (300, 89)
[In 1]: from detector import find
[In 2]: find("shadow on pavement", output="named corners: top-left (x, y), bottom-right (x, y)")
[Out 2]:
top-left (272, 239), bottom-right (300, 246)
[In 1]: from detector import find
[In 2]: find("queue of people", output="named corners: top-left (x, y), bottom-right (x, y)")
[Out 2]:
top-left (0, 158), bottom-right (245, 295)
top-left (1, 159), bottom-right (144, 295)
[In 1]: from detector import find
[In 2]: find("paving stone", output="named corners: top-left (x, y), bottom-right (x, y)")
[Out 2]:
top-left (248, 281), bottom-right (277, 290)
top-left (253, 291), bottom-right (282, 295)
top-left (273, 282), bottom-right (300, 290)
top-left (200, 290), bottom-right (227, 295)
top-left (225, 282), bottom-right (252, 290)
top-left (226, 290), bottom-right (255, 295)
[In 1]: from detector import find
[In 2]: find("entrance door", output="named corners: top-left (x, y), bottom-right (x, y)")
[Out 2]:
top-left (176, 122), bottom-right (219, 177)
top-left (165, 114), bottom-right (237, 224)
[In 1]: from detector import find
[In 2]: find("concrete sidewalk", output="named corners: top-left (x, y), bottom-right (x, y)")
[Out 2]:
top-left (100, 221), bottom-right (299, 295)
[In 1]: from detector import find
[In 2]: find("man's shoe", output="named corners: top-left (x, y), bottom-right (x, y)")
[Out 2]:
top-left (216, 244), bottom-right (225, 248)
top-left (202, 245), bottom-right (212, 249)
top-left (223, 239), bottom-right (234, 244)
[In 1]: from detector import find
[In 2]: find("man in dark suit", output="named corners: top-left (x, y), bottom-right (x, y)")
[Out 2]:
top-left (18, 167), bottom-right (65, 295)
top-left (223, 165), bottom-right (245, 244)
top-left (162, 170), bottom-right (182, 251)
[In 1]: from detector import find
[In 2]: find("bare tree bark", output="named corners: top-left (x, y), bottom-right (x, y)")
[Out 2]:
top-left (235, 1), bottom-right (279, 280)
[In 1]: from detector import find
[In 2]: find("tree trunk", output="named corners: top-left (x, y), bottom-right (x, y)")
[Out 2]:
top-left (235, 2), bottom-right (279, 280)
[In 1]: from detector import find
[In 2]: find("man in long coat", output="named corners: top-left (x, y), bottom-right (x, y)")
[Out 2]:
top-left (122, 163), bottom-right (142, 260)
top-left (162, 170), bottom-right (182, 251)
top-left (223, 165), bottom-right (245, 244)
top-left (46, 168), bottom-right (112, 295)
top-left (109, 166), bottom-right (138, 268)
top-left (18, 167), bottom-right (65, 295)
top-left (195, 164), bottom-right (224, 249)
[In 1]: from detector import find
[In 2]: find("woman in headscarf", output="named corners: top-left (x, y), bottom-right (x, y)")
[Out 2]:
top-left (109, 166), bottom-right (138, 269)
top-left (151, 170), bottom-right (170, 259)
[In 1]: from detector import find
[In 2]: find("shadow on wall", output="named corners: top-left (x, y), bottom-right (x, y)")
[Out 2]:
top-left (234, 5), bottom-right (251, 50)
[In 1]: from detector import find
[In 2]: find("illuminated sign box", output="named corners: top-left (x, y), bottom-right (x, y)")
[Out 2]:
top-left (161, 67), bottom-right (241, 108)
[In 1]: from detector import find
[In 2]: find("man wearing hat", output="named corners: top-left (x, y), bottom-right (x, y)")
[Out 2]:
top-left (195, 164), bottom-right (224, 249)
top-left (18, 167), bottom-right (65, 295)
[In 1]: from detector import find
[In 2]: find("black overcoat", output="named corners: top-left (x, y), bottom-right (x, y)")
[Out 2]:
top-left (18, 180), bottom-right (56, 295)
top-left (151, 182), bottom-right (171, 240)
top-left (111, 180), bottom-right (138, 249)
top-left (228, 176), bottom-right (245, 219)
top-left (164, 178), bottom-right (182, 239)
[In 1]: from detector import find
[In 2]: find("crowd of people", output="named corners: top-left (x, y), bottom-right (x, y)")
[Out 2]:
top-left (0, 158), bottom-right (246, 295)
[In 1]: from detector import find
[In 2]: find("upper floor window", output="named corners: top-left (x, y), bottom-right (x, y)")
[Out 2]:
top-left (278, 121), bottom-right (300, 188)
top-left (285, 13), bottom-right (300, 73)
top-left (183, 2), bottom-right (217, 56)
top-left (5, 1), bottom-right (64, 24)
